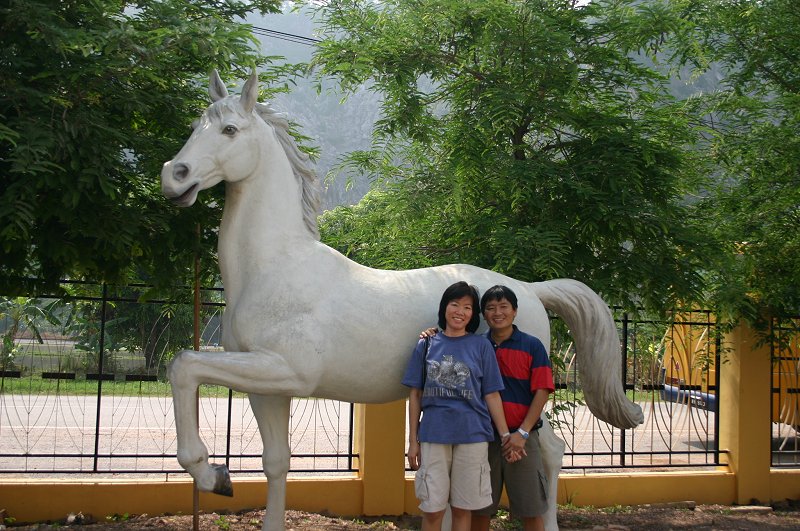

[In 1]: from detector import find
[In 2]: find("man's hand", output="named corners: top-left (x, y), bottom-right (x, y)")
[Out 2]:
top-left (418, 327), bottom-right (438, 339)
top-left (502, 432), bottom-right (527, 462)
top-left (407, 440), bottom-right (421, 470)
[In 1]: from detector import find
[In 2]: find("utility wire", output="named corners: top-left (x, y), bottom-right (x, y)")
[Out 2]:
top-left (251, 26), bottom-right (321, 46)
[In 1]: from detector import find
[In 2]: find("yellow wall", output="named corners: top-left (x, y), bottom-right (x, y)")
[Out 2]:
top-left (0, 471), bottom-right (760, 523)
top-left (719, 321), bottom-right (774, 504)
top-left (770, 469), bottom-right (800, 502)
top-left (1, 321), bottom-right (798, 524)
top-left (557, 471), bottom-right (736, 507)
top-left (0, 477), bottom-right (363, 524)
top-left (354, 400), bottom-right (407, 515)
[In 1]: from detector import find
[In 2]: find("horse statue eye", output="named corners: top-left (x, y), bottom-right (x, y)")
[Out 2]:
top-left (222, 125), bottom-right (238, 135)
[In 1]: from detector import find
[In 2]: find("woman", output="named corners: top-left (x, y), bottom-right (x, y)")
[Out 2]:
top-left (402, 281), bottom-right (512, 531)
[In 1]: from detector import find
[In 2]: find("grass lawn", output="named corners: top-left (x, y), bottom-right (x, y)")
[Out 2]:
top-left (0, 374), bottom-right (246, 398)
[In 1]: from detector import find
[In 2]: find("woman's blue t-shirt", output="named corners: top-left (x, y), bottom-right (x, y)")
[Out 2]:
top-left (402, 332), bottom-right (504, 444)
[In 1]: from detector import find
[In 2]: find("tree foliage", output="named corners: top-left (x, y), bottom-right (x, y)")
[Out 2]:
top-left (0, 0), bottom-right (285, 295)
top-left (312, 0), bottom-right (717, 312)
top-left (671, 0), bottom-right (800, 320)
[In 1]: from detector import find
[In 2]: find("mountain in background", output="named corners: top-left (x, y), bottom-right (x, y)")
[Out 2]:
top-left (247, 7), bottom-right (380, 209)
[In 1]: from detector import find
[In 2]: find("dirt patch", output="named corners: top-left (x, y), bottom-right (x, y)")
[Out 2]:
top-left (7, 502), bottom-right (800, 530)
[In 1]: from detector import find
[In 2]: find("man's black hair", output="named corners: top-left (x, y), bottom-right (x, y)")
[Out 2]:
top-left (480, 285), bottom-right (519, 313)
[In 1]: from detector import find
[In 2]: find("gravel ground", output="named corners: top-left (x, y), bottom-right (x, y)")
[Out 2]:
top-left (6, 501), bottom-right (800, 530)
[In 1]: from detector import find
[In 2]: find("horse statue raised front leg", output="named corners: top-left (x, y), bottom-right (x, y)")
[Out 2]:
top-left (161, 71), bottom-right (644, 531)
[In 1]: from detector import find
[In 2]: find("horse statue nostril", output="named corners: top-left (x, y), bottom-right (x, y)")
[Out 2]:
top-left (173, 162), bottom-right (189, 181)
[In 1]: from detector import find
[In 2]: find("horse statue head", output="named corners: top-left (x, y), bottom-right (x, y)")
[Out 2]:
top-left (161, 70), bottom-right (320, 237)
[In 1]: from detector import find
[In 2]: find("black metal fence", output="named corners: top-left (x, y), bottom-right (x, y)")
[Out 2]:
top-left (550, 309), bottom-right (723, 472)
top-left (0, 282), bottom-right (355, 477)
top-left (1, 283), bottom-right (798, 477)
top-left (771, 316), bottom-right (800, 467)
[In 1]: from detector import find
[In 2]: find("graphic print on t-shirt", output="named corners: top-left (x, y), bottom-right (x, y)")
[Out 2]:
top-left (425, 354), bottom-right (474, 399)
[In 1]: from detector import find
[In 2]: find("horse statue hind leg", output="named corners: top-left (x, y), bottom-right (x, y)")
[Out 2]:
top-left (538, 413), bottom-right (567, 531)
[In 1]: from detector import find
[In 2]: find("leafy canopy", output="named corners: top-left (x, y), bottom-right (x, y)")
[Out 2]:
top-left (0, 0), bottom-right (285, 295)
top-left (312, 0), bottom-right (717, 312)
top-left (671, 0), bottom-right (800, 320)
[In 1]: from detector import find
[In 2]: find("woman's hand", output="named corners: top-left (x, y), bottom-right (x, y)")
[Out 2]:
top-left (407, 440), bottom-right (421, 470)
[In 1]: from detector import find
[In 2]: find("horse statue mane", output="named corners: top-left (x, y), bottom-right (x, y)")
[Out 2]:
top-left (207, 95), bottom-right (322, 236)
top-left (160, 70), bottom-right (644, 531)
top-left (252, 103), bottom-right (321, 237)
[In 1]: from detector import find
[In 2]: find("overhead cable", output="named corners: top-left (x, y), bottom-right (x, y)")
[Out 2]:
top-left (251, 26), bottom-right (321, 46)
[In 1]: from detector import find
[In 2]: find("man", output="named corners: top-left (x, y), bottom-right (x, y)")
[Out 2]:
top-left (421, 284), bottom-right (554, 531)
top-left (474, 284), bottom-right (554, 531)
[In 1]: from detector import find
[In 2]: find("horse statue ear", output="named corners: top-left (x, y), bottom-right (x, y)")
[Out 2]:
top-left (240, 70), bottom-right (259, 114)
top-left (209, 69), bottom-right (229, 102)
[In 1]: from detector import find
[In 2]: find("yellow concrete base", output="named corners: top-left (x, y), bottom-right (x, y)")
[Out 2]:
top-left (0, 476), bottom-right (362, 525)
top-left (770, 469), bottom-right (800, 502)
top-left (3, 469), bottom-right (798, 524)
top-left (557, 471), bottom-right (736, 507)
top-left (406, 471), bottom-right (737, 514)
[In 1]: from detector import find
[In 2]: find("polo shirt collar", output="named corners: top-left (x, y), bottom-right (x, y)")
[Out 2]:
top-left (484, 324), bottom-right (521, 346)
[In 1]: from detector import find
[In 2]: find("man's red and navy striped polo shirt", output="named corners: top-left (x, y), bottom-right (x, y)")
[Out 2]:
top-left (485, 325), bottom-right (555, 430)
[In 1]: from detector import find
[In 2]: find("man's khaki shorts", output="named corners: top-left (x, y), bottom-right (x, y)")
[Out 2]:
top-left (474, 432), bottom-right (549, 518)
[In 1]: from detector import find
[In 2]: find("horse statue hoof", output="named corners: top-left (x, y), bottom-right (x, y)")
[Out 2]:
top-left (211, 463), bottom-right (234, 497)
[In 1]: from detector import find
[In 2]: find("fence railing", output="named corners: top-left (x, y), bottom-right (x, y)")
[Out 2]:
top-left (771, 316), bottom-right (800, 467)
top-left (2, 283), bottom-right (798, 477)
top-left (548, 309), bottom-right (722, 471)
top-left (0, 282), bottom-right (355, 476)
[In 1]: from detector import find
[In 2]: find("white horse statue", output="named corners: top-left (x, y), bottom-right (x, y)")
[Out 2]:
top-left (161, 71), bottom-right (644, 531)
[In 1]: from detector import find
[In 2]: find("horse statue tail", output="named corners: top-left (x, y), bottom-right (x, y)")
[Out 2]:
top-left (533, 279), bottom-right (644, 429)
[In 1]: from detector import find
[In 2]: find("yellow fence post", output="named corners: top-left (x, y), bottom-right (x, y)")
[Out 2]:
top-left (354, 400), bottom-right (407, 516)
top-left (720, 320), bottom-right (772, 504)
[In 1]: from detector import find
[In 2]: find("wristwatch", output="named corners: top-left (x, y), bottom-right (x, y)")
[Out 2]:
top-left (516, 428), bottom-right (530, 439)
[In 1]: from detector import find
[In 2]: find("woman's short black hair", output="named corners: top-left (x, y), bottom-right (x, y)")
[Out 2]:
top-left (438, 281), bottom-right (482, 333)
top-left (480, 285), bottom-right (519, 313)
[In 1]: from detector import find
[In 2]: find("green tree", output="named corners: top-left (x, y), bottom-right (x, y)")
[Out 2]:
top-left (65, 296), bottom-right (195, 375)
top-left (671, 0), bottom-right (800, 320)
top-left (0, 0), bottom-right (286, 295)
top-left (312, 0), bottom-right (717, 312)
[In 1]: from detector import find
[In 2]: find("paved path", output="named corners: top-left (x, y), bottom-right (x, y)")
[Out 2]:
top-left (0, 395), bottom-right (352, 476)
